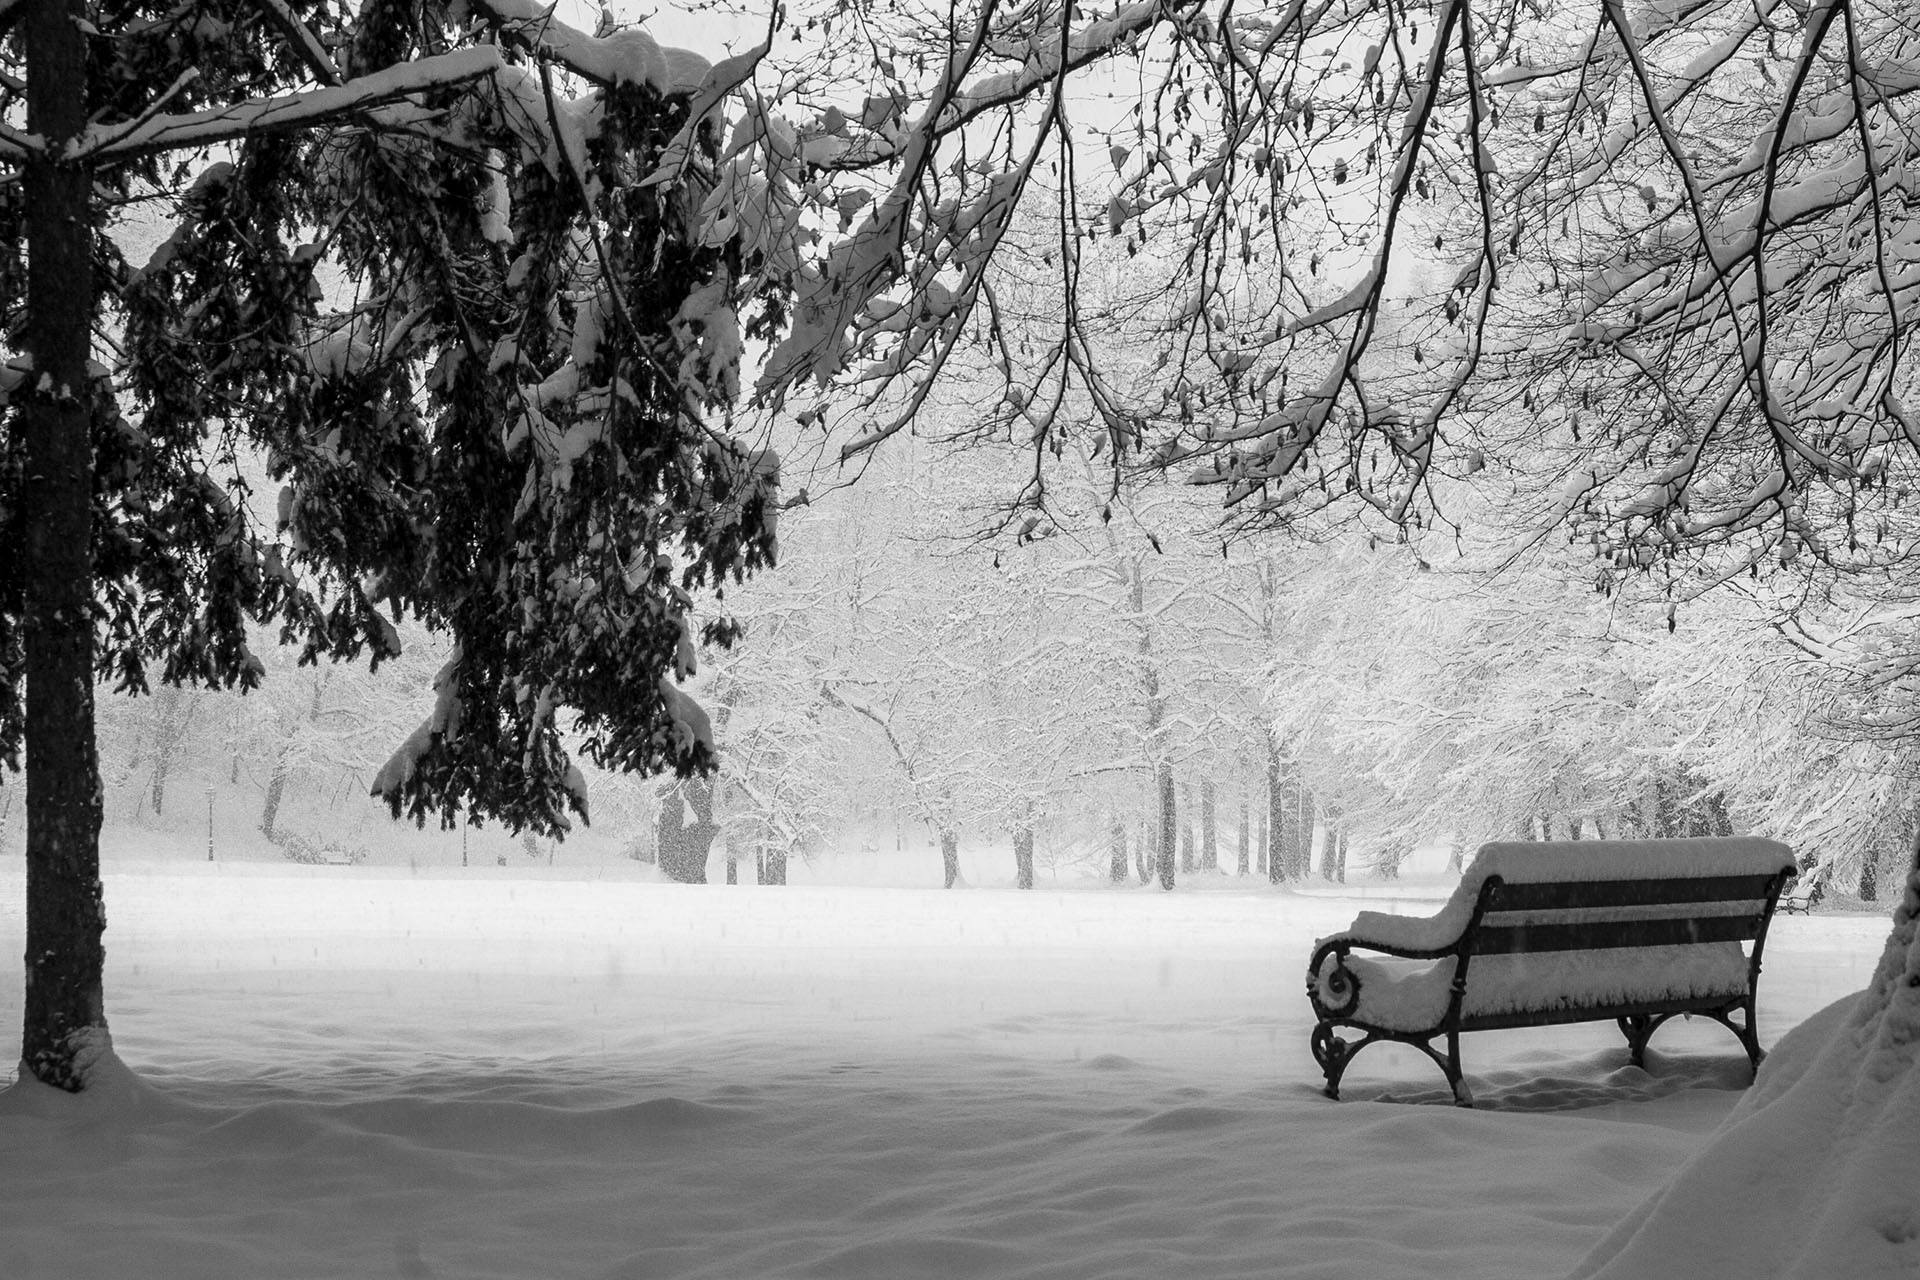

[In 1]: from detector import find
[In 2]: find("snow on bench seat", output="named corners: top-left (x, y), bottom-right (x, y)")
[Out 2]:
top-left (1306, 838), bottom-right (1799, 1106)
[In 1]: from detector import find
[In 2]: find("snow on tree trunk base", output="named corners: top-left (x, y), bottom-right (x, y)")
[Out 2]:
top-left (1569, 869), bottom-right (1920, 1280)
top-left (8, 1028), bottom-right (151, 1110)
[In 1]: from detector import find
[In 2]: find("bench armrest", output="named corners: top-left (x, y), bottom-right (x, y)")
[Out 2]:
top-left (1306, 912), bottom-right (1471, 1021)
top-left (1337, 906), bottom-right (1475, 955)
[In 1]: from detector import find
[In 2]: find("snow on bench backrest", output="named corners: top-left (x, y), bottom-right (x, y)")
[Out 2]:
top-left (1337, 837), bottom-right (1797, 955)
top-left (1466, 837), bottom-right (1796, 887)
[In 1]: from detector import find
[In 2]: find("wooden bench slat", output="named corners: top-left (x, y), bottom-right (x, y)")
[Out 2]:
top-left (1458, 992), bottom-right (1745, 1033)
top-left (1483, 873), bottom-right (1783, 913)
top-left (1473, 911), bottom-right (1764, 955)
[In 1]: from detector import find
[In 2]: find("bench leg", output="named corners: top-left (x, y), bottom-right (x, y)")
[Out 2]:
top-left (1443, 1031), bottom-right (1473, 1108)
top-left (1710, 999), bottom-right (1765, 1079)
top-left (1405, 1030), bottom-right (1473, 1106)
top-left (1310, 1022), bottom-right (1355, 1099)
top-left (1313, 1023), bottom-right (1473, 1105)
top-left (1618, 1013), bottom-right (1658, 1068)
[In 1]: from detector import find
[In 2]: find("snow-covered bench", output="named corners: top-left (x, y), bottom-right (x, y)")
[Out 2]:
top-left (1778, 864), bottom-right (1826, 915)
top-left (1305, 837), bottom-right (1798, 1106)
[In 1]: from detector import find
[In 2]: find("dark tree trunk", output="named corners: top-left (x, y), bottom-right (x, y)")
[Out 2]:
top-left (1265, 734), bottom-right (1290, 884)
top-left (1200, 778), bottom-right (1217, 871)
top-left (760, 846), bottom-right (788, 885)
top-left (1135, 817), bottom-right (1151, 884)
top-left (1108, 817), bottom-right (1128, 884)
top-left (941, 828), bottom-right (961, 888)
top-left (1257, 808), bottom-right (1269, 877)
top-left (1376, 838), bottom-right (1409, 879)
top-left (1155, 763), bottom-right (1177, 890)
top-left (1179, 782), bottom-right (1195, 873)
top-left (1320, 822), bottom-right (1339, 880)
top-left (21, 0), bottom-right (107, 1091)
top-left (655, 776), bottom-right (715, 883)
top-left (1297, 782), bottom-right (1313, 882)
top-left (260, 768), bottom-right (287, 842)
top-left (1704, 790), bottom-right (1734, 837)
top-left (1334, 828), bottom-right (1349, 883)
top-left (1236, 793), bottom-right (1249, 877)
top-left (725, 854), bottom-right (738, 884)
top-left (1014, 825), bottom-right (1035, 890)
top-left (149, 738), bottom-right (169, 816)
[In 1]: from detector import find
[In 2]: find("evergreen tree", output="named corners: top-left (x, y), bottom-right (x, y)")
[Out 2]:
top-left (1, 0), bottom-right (776, 1089)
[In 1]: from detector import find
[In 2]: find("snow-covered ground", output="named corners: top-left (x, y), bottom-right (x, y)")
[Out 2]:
top-left (0, 855), bottom-right (1892, 1280)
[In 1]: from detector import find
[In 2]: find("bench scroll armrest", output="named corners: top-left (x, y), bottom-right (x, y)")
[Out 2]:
top-left (1306, 916), bottom-right (1469, 1022)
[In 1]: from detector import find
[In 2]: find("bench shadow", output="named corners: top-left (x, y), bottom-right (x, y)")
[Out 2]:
top-left (1342, 1048), bottom-right (1755, 1112)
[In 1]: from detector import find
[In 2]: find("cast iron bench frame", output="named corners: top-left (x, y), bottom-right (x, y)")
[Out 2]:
top-left (1306, 862), bottom-right (1798, 1106)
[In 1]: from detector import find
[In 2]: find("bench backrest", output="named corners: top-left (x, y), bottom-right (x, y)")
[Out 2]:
top-left (1471, 871), bottom-right (1791, 956)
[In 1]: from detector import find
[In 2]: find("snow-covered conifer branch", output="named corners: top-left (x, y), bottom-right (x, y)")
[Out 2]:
top-left (74, 46), bottom-right (508, 161)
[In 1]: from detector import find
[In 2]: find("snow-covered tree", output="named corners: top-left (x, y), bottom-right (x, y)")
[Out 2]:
top-left (2, 0), bottom-right (777, 1089)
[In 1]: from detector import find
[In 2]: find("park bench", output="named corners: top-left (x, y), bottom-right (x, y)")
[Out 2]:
top-left (1779, 864), bottom-right (1826, 915)
top-left (1305, 837), bottom-right (1798, 1107)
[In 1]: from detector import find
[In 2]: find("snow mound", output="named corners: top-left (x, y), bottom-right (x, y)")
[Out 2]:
top-left (1570, 868), bottom-right (1920, 1280)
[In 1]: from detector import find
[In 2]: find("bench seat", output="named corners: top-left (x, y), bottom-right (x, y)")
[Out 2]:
top-left (1319, 942), bottom-right (1754, 1034)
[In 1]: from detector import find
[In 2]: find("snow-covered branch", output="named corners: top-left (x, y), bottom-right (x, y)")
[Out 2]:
top-left (74, 46), bottom-right (508, 161)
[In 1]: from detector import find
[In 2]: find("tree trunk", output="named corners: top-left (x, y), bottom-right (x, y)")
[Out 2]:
top-left (761, 845), bottom-right (788, 885)
top-left (1320, 822), bottom-right (1338, 880)
top-left (21, 0), bottom-right (107, 1091)
top-left (1155, 763), bottom-right (1177, 890)
top-left (1335, 828), bottom-right (1349, 883)
top-left (725, 853), bottom-right (738, 885)
top-left (260, 768), bottom-right (288, 843)
top-left (1703, 790), bottom-right (1734, 837)
top-left (148, 704), bottom-right (172, 816)
top-left (1014, 824), bottom-right (1035, 890)
top-left (1266, 733), bottom-right (1289, 884)
top-left (1200, 778), bottom-right (1217, 871)
top-left (941, 828), bottom-right (961, 888)
top-left (1236, 793), bottom-right (1249, 876)
top-left (1179, 781), bottom-right (1195, 873)
top-left (1135, 817), bottom-right (1151, 884)
top-left (1257, 808), bottom-right (1269, 877)
top-left (143, 684), bottom-right (197, 818)
top-left (655, 776), bottom-right (714, 883)
top-left (1296, 784), bottom-right (1318, 878)
top-left (1108, 817), bottom-right (1128, 884)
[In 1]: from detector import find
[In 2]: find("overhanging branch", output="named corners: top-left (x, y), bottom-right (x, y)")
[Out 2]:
top-left (73, 45), bottom-right (506, 162)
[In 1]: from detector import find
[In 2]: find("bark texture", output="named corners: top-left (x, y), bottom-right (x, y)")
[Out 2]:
top-left (21, 0), bottom-right (108, 1091)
